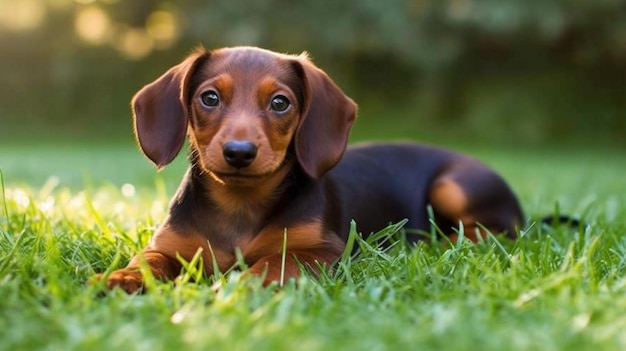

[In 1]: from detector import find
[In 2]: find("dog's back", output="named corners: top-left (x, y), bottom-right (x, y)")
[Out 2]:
top-left (326, 143), bottom-right (524, 241)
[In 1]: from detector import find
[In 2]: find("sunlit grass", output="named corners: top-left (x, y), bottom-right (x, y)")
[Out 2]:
top-left (1, 144), bottom-right (626, 350)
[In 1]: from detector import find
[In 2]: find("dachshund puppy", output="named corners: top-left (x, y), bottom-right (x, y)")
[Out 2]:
top-left (102, 46), bottom-right (523, 293)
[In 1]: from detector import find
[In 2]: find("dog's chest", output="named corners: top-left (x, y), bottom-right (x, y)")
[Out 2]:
top-left (201, 211), bottom-right (258, 241)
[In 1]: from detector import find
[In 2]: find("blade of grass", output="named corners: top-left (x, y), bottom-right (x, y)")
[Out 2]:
top-left (176, 247), bottom-right (205, 285)
top-left (83, 191), bottom-right (112, 240)
top-left (206, 239), bottom-right (222, 283)
top-left (280, 227), bottom-right (287, 287)
top-left (0, 229), bottom-right (27, 276)
top-left (0, 169), bottom-right (9, 222)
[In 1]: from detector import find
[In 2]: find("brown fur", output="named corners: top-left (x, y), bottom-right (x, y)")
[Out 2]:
top-left (100, 46), bottom-right (523, 293)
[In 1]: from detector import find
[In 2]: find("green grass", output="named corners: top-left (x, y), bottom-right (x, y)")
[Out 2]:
top-left (1, 142), bottom-right (626, 351)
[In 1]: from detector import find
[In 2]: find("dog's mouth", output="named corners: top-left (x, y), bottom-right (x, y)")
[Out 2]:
top-left (207, 170), bottom-right (273, 185)
top-left (196, 151), bottom-right (295, 186)
top-left (215, 171), bottom-right (267, 179)
top-left (195, 156), bottom-right (272, 184)
top-left (206, 157), bottom-right (294, 186)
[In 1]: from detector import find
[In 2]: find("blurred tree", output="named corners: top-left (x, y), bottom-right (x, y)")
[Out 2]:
top-left (0, 0), bottom-right (624, 144)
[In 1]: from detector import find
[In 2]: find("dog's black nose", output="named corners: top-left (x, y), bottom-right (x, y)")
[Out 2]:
top-left (223, 141), bottom-right (258, 169)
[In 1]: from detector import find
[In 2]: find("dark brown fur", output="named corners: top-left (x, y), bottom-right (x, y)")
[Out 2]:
top-left (101, 47), bottom-right (523, 293)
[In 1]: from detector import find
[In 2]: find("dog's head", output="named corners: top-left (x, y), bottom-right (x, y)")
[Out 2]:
top-left (132, 46), bottom-right (357, 183)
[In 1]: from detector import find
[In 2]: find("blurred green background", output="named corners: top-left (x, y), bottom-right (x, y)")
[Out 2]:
top-left (0, 0), bottom-right (625, 146)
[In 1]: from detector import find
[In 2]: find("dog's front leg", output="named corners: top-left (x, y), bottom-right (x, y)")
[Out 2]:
top-left (249, 246), bottom-right (344, 286)
top-left (100, 251), bottom-right (182, 294)
top-left (100, 226), bottom-right (214, 293)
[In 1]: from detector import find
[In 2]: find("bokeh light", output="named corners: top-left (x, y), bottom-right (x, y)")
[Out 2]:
top-left (74, 5), bottom-right (111, 45)
top-left (71, 4), bottom-right (180, 57)
top-left (0, 0), bottom-right (46, 31)
top-left (115, 27), bottom-right (153, 60)
top-left (146, 10), bottom-right (180, 50)
top-left (121, 183), bottom-right (136, 197)
top-left (0, 0), bottom-right (623, 145)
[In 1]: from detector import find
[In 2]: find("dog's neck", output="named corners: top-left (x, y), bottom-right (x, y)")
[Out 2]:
top-left (200, 159), bottom-right (295, 221)
top-left (166, 149), bottom-right (300, 249)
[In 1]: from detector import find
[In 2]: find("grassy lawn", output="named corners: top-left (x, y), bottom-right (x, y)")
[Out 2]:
top-left (1, 141), bottom-right (625, 351)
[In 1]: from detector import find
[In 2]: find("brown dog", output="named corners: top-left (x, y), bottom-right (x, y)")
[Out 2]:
top-left (102, 46), bottom-right (523, 293)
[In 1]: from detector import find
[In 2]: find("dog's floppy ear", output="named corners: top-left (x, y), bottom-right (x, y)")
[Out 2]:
top-left (292, 57), bottom-right (357, 179)
top-left (132, 50), bottom-right (209, 169)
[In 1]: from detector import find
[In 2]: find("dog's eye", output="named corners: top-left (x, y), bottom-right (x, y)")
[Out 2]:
top-left (270, 95), bottom-right (290, 112)
top-left (200, 90), bottom-right (220, 108)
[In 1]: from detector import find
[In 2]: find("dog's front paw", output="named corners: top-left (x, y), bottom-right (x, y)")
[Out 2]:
top-left (97, 269), bottom-right (145, 294)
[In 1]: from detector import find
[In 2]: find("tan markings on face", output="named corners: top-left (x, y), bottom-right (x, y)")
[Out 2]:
top-left (189, 74), bottom-right (234, 151)
top-left (189, 73), bottom-right (299, 183)
top-left (258, 76), bottom-right (300, 154)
